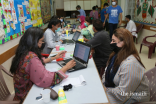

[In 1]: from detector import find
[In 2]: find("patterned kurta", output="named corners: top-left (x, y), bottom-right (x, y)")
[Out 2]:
top-left (13, 51), bottom-right (68, 102)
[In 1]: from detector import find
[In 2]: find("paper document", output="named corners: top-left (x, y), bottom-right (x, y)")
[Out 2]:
top-left (60, 75), bottom-right (86, 87)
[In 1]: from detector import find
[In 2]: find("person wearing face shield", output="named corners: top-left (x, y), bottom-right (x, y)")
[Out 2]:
top-left (43, 19), bottom-right (63, 54)
top-left (102, 28), bottom-right (150, 104)
top-left (76, 5), bottom-right (86, 17)
top-left (103, 0), bottom-right (123, 39)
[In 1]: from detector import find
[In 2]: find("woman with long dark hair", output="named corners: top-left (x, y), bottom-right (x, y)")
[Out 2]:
top-left (10, 27), bottom-right (76, 102)
top-left (102, 28), bottom-right (150, 103)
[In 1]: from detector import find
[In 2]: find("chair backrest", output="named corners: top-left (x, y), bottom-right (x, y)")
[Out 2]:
top-left (137, 24), bottom-right (144, 33)
top-left (0, 65), bottom-right (12, 101)
top-left (145, 66), bottom-right (156, 101)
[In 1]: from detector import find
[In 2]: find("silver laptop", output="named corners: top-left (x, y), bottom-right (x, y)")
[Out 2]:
top-left (62, 31), bottom-right (81, 44)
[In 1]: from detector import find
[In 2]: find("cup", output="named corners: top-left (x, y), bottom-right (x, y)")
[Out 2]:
top-left (56, 45), bottom-right (60, 51)
top-left (62, 52), bottom-right (66, 58)
top-left (42, 89), bottom-right (51, 103)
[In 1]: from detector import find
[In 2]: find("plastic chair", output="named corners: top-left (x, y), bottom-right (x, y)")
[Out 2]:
top-left (132, 66), bottom-right (156, 104)
top-left (140, 34), bottom-right (156, 59)
top-left (0, 65), bottom-right (20, 104)
top-left (131, 24), bottom-right (144, 44)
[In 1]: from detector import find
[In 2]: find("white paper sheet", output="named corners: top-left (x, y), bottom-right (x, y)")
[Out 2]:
top-left (60, 75), bottom-right (86, 87)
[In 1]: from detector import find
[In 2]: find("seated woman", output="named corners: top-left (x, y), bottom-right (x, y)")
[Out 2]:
top-left (10, 27), bottom-right (76, 102)
top-left (73, 17), bottom-right (94, 42)
top-left (90, 6), bottom-right (98, 20)
top-left (102, 28), bottom-right (150, 104)
top-left (43, 19), bottom-right (63, 54)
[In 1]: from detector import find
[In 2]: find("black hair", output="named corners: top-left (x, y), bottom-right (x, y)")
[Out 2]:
top-left (76, 5), bottom-right (81, 9)
top-left (48, 18), bottom-right (61, 28)
top-left (96, 5), bottom-right (98, 8)
top-left (51, 15), bottom-right (59, 19)
top-left (10, 27), bottom-right (45, 74)
top-left (92, 6), bottom-right (96, 10)
top-left (104, 3), bottom-right (109, 7)
top-left (125, 15), bottom-right (131, 20)
top-left (93, 19), bottom-right (103, 31)
top-left (85, 16), bottom-right (92, 24)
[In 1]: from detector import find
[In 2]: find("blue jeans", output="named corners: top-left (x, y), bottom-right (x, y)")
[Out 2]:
top-left (109, 23), bottom-right (118, 39)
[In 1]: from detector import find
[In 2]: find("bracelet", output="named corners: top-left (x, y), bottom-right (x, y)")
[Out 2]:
top-left (49, 57), bottom-right (52, 62)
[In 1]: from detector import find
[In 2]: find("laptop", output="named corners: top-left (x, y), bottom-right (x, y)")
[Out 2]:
top-left (57, 41), bottom-right (91, 72)
top-left (62, 31), bottom-right (81, 44)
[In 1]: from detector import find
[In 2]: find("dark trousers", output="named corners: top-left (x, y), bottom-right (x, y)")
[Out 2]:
top-left (104, 21), bottom-right (109, 32)
top-left (109, 23), bottom-right (118, 39)
top-left (93, 56), bottom-right (108, 75)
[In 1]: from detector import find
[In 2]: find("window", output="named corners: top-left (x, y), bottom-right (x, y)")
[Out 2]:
top-left (125, 0), bottom-right (135, 20)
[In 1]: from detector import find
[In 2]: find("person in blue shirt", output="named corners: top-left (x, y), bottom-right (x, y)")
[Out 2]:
top-left (103, 0), bottom-right (123, 39)
top-left (76, 5), bottom-right (86, 17)
top-left (101, 3), bottom-right (109, 31)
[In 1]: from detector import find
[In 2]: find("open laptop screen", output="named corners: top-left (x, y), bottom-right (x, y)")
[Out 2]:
top-left (73, 42), bottom-right (91, 63)
top-left (72, 31), bottom-right (80, 41)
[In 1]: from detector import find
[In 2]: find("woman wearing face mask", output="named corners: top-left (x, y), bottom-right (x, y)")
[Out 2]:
top-left (90, 6), bottom-right (98, 20)
top-left (102, 28), bottom-right (150, 104)
top-left (43, 19), bottom-right (63, 54)
top-left (73, 17), bottom-right (94, 42)
top-left (10, 27), bottom-right (76, 102)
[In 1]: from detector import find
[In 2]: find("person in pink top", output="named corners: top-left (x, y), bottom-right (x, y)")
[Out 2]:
top-left (10, 27), bottom-right (76, 102)
top-left (90, 6), bottom-right (98, 20)
top-left (78, 16), bottom-right (86, 29)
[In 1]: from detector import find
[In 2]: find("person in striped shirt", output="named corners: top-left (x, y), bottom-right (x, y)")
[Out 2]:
top-left (102, 28), bottom-right (150, 104)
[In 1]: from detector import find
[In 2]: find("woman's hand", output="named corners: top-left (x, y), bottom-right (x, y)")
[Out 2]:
top-left (83, 37), bottom-right (89, 42)
top-left (60, 60), bottom-right (76, 73)
top-left (73, 29), bottom-right (77, 32)
top-left (55, 51), bottom-right (66, 59)
top-left (59, 39), bottom-right (63, 43)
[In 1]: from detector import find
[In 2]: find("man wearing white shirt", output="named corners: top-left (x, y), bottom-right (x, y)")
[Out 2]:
top-left (125, 15), bottom-right (137, 37)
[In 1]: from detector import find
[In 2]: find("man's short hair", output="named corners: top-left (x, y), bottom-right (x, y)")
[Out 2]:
top-left (104, 3), bottom-right (109, 7)
top-left (125, 15), bottom-right (131, 20)
top-left (76, 5), bottom-right (81, 9)
top-left (93, 19), bottom-right (103, 31)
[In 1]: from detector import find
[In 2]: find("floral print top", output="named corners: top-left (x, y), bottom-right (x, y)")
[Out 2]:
top-left (13, 51), bottom-right (68, 102)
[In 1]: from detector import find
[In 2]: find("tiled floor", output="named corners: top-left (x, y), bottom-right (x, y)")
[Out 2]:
top-left (135, 44), bottom-right (156, 71)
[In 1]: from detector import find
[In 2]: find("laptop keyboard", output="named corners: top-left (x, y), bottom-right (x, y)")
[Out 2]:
top-left (63, 58), bottom-right (85, 70)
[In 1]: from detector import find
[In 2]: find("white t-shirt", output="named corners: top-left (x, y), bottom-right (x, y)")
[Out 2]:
top-left (126, 20), bottom-right (137, 37)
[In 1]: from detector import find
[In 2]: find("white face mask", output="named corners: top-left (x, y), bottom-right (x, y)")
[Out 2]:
top-left (112, 2), bottom-right (116, 6)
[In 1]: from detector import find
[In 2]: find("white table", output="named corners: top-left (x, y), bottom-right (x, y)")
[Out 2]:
top-left (23, 34), bottom-right (109, 104)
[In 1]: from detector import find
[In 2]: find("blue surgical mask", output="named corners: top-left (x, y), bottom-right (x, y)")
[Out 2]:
top-left (84, 23), bottom-right (88, 27)
top-left (55, 27), bottom-right (61, 32)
